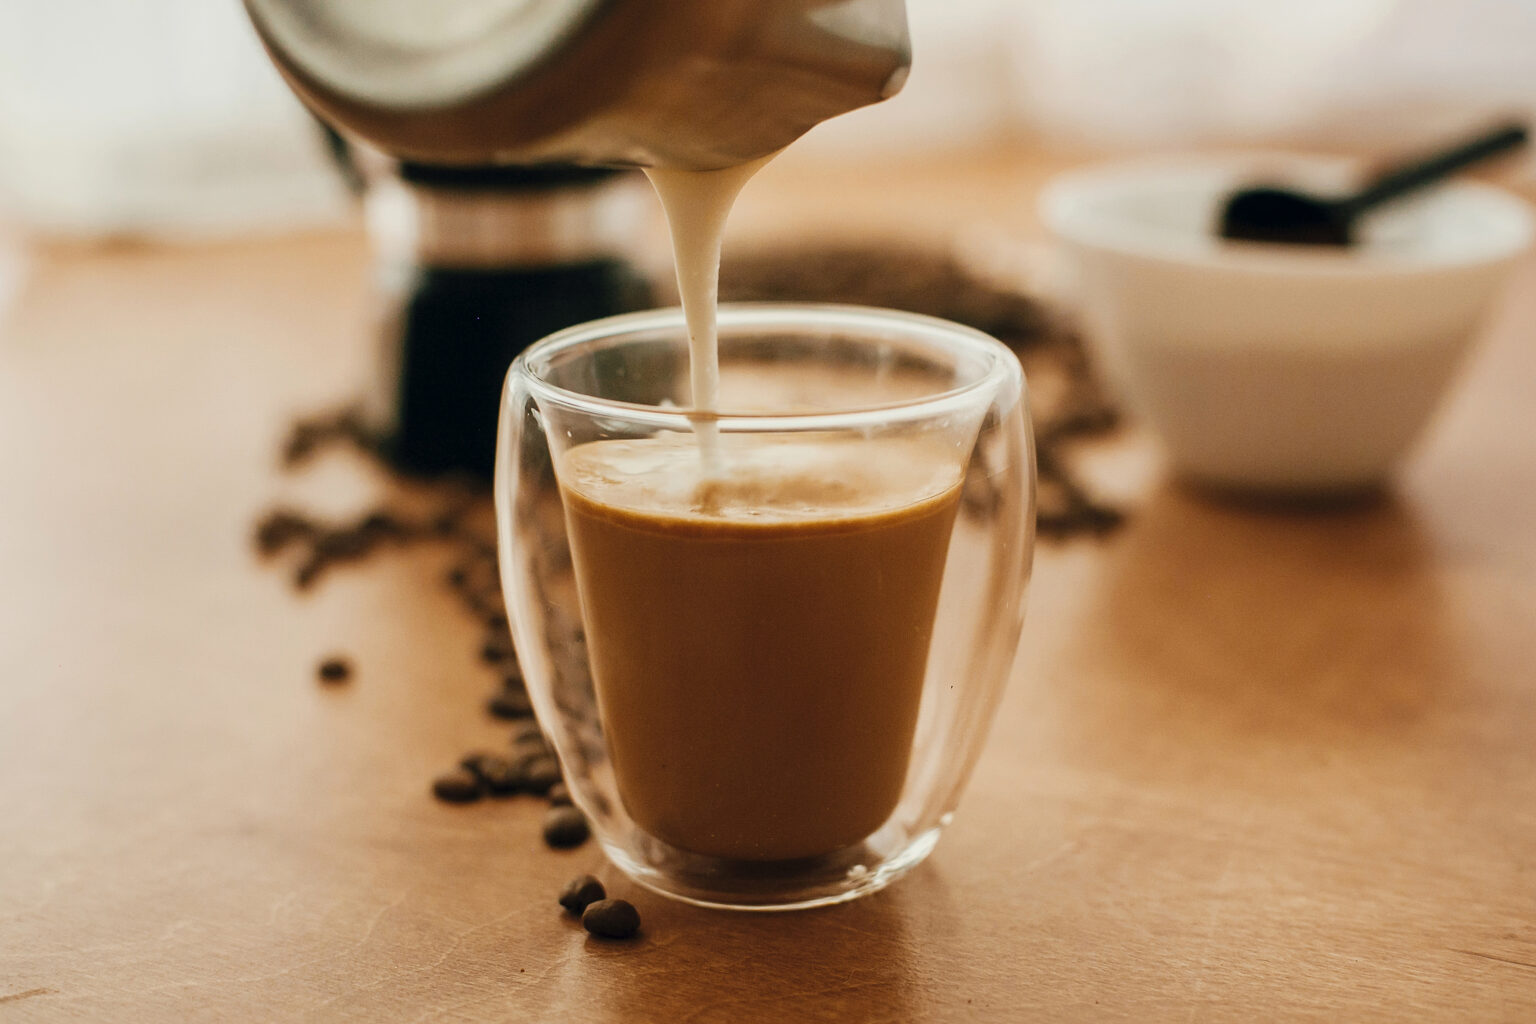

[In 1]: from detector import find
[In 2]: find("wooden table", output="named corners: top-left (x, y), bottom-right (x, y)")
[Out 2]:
top-left (3, 147), bottom-right (1534, 1022)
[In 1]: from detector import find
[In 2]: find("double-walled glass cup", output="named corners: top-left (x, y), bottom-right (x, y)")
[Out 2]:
top-left (496, 304), bottom-right (1034, 910)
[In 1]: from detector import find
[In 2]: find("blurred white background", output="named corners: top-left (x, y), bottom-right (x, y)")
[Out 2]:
top-left (1, 0), bottom-right (1533, 239)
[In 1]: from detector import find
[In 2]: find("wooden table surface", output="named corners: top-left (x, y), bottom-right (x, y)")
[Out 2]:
top-left (2, 147), bottom-right (1535, 1022)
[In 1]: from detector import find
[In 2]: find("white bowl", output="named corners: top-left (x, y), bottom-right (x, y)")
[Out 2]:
top-left (1040, 155), bottom-right (1533, 494)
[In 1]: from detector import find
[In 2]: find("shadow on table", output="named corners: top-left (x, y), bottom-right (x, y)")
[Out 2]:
top-left (1070, 480), bottom-right (1455, 750)
top-left (584, 871), bottom-right (933, 1022)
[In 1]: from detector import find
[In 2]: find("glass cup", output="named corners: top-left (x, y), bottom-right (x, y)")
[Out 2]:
top-left (495, 303), bottom-right (1034, 910)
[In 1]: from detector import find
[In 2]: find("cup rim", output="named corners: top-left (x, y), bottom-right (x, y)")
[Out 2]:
top-left (511, 302), bottom-right (1022, 431)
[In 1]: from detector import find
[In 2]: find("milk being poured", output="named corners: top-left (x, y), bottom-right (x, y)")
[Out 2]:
top-left (643, 155), bottom-right (775, 475)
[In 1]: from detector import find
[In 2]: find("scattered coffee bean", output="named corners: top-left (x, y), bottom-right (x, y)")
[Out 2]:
top-left (313, 526), bottom-right (375, 562)
top-left (546, 782), bottom-right (572, 807)
top-left (275, 506), bottom-right (438, 591)
top-left (510, 729), bottom-right (552, 762)
top-left (281, 406), bottom-right (371, 467)
top-left (542, 805), bottom-right (589, 848)
top-left (254, 509), bottom-right (317, 557)
top-left (294, 557), bottom-right (325, 590)
top-left (521, 756), bottom-right (563, 795)
top-left (317, 657), bottom-right (352, 684)
top-left (581, 899), bottom-right (640, 940)
top-left (558, 874), bottom-right (606, 916)
top-left (488, 689), bottom-right (533, 720)
top-left (509, 718), bottom-right (544, 743)
top-left (459, 750), bottom-right (499, 772)
top-left (481, 634), bottom-right (516, 665)
top-left (460, 753), bottom-right (523, 796)
top-left (431, 768), bottom-right (484, 804)
top-left (358, 509), bottom-right (412, 542)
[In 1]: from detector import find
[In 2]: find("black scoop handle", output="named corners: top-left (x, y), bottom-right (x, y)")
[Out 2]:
top-left (1346, 121), bottom-right (1527, 214)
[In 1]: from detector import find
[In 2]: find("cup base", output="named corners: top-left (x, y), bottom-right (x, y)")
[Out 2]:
top-left (600, 824), bottom-right (943, 912)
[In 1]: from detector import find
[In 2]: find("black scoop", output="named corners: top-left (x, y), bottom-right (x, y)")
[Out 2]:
top-left (1218, 121), bottom-right (1527, 246)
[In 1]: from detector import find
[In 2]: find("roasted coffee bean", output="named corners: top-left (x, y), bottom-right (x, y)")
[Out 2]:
top-left (488, 689), bottom-right (533, 720)
top-left (283, 432), bottom-right (317, 465)
top-left (282, 406), bottom-right (370, 467)
top-left (314, 528), bottom-right (374, 562)
top-left (509, 721), bottom-right (546, 746)
top-left (358, 510), bottom-right (412, 542)
top-left (546, 782), bottom-right (572, 807)
top-left (511, 734), bottom-right (552, 761)
top-left (254, 509), bottom-right (317, 556)
top-left (581, 899), bottom-right (640, 939)
top-left (558, 875), bottom-right (606, 916)
top-left (460, 753), bottom-right (522, 796)
top-left (542, 805), bottom-right (589, 849)
top-left (510, 725), bottom-right (552, 761)
top-left (294, 556), bottom-right (325, 590)
top-left (521, 756), bottom-right (562, 795)
top-left (459, 750), bottom-right (499, 773)
top-left (481, 635), bottom-right (516, 665)
top-left (431, 768), bottom-right (483, 804)
top-left (317, 657), bottom-right (351, 684)
top-left (479, 759), bottom-right (524, 796)
top-left (509, 718), bottom-right (544, 743)
top-left (467, 595), bottom-right (504, 622)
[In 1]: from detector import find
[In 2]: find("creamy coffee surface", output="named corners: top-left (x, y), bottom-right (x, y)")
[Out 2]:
top-left (560, 435), bottom-right (962, 861)
top-left (560, 434), bottom-right (961, 525)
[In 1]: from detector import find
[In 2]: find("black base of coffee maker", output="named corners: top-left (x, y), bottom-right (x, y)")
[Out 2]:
top-left (379, 257), bottom-right (652, 480)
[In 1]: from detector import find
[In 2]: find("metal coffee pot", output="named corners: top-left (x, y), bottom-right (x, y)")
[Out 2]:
top-left (244, 0), bottom-right (911, 169)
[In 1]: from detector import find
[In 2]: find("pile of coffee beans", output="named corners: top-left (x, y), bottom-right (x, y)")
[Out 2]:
top-left (720, 245), bottom-right (1124, 538)
top-left (255, 505), bottom-right (423, 591)
top-left (253, 444), bottom-right (589, 852)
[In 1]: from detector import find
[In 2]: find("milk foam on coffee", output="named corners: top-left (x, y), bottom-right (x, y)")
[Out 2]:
top-left (560, 435), bottom-right (963, 860)
top-left (560, 434), bottom-right (960, 523)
